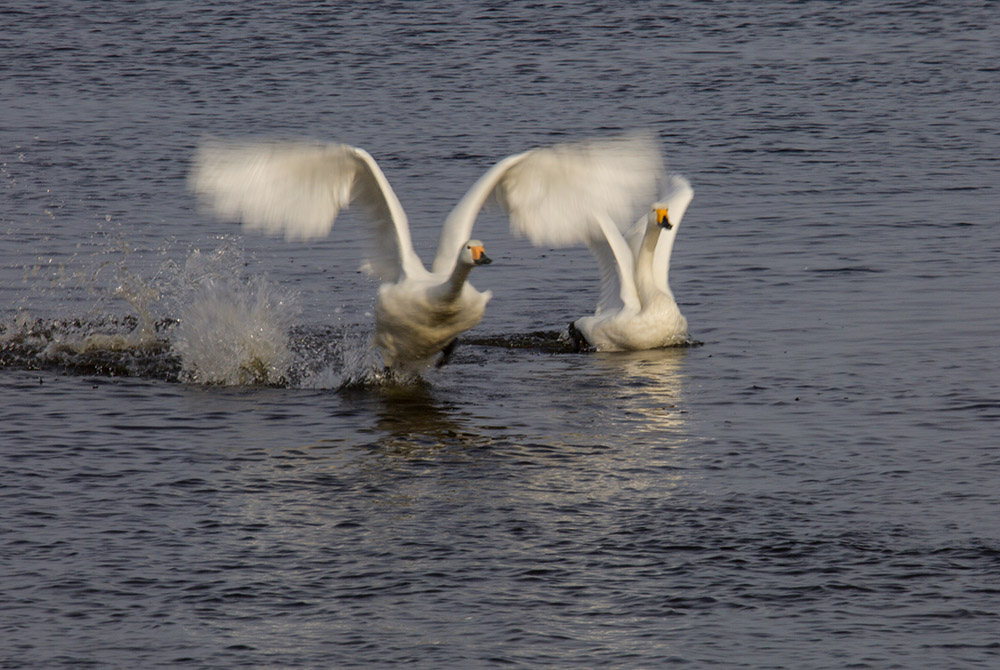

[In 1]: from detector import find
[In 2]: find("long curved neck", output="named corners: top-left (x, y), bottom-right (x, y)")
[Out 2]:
top-left (430, 261), bottom-right (473, 303)
top-left (634, 223), bottom-right (662, 301)
top-left (635, 222), bottom-right (676, 300)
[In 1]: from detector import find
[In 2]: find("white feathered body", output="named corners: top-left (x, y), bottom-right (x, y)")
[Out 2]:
top-left (576, 293), bottom-right (687, 351)
top-left (375, 277), bottom-right (492, 370)
top-left (573, 175), bottom-right (693, 351)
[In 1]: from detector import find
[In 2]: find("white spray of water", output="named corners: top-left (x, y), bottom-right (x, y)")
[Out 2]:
top-left (6, 223), bottom-right (170, 361)
top-left (170, 248), bottom-right (300, 386)
top-left (4, 219), bottom-right (425, 387)
top-left (296, 329), bottom-right (390, 389)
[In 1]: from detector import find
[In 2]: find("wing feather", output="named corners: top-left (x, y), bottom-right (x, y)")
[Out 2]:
top-left (189, 140), bottom-right (424, 283)
top-left (591, 212), bottom-right (640, 314)
top-left (430, 133), bottom-right (662, 274)
top-left (496, 133), bottom-right (663, 246)
top-left (347, 148), bottom-right (426, 282)
top-left (587, 234), bottom-right (624, 316)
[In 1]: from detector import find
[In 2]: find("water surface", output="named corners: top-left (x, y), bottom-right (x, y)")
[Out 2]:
top-left (2, 2), bottom-right (999, 668)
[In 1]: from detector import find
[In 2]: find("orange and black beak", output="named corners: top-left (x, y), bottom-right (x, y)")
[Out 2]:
top-left (655, 208), bottom-right (672, 230)
top-left (471, 245), bottom-right (492, 265)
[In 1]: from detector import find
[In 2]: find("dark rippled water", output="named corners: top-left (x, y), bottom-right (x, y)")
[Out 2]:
top-left (3, 2), bottom-right (999, 668)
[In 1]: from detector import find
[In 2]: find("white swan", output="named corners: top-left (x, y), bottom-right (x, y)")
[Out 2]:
top-left (568, 175), bottom-right (694, 351)
top-left (189, 135), bottom-right (660, 370)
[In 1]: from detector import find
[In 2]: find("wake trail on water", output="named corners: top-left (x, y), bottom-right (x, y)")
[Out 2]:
top-left (1, 230), bottom-right (569, 389)
top-left (2, 232), bottom-right (323, 386)
top-left (2, 229), bottom-right (698, 388)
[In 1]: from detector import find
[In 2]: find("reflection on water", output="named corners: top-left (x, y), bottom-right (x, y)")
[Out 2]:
top-left (323, 346), bottom-right (699, 517)
top-left (504, 346), bottom-right (693, 510)
top-left (588, 346), bottom-right (690, 440)
top-left (348, 383), bottom-right (491, 455)
top-left (314, 339), bottom-right (692, 464)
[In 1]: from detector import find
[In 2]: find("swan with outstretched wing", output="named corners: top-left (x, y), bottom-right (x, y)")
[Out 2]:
top-left (190, 134), bottom-right (660, 370)
top-left (567, 175), bottom-right (695, 351)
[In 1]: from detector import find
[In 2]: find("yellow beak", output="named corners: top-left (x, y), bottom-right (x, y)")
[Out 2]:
top-left (470, 245), bottom-right (492, 265)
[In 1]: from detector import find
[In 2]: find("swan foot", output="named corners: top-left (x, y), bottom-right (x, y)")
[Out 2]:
top-left (436, 338), bottom-right (459, 368)
top-left (568, 322), bottom-right (588, 353)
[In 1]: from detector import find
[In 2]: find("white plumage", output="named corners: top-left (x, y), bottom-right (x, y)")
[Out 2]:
top-left (568, 175), bottom-right (695, 351)
top-left (189, 134), bottom-right (661, 370)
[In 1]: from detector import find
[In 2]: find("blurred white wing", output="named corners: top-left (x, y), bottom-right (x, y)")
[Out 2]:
top-left (588, 235), bottom-right (624, 315)
top-left (430, 151), bottom-right (531, 273)
top-left (430, 133), bottom-right (662, 274)
top-left (189, 140), bottom-right (425, 283)
top-left (590, 212), bottom-right (640, 315)
top-left (497, 133), bottom-right (662, 246)
top-left (624, 212), bottom-right (647, 258)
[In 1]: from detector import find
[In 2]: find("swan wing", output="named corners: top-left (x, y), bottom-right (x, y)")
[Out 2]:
top-left (650, 174), bottom-right (694, 295)
top-left (430, 151), bottom-right (532, 274)
top-left (497, 133), bottom-right (662, 246)
top-left (190, 140), bottom-right (424, 282)
top-left (591, 212), bottom-right (640, 314)
top-left (429, 133), bottom-right (661, 274)
top-left (348, 147), bottom-right (427, 282)
top-left (587, 232), bottom-right (624, 315)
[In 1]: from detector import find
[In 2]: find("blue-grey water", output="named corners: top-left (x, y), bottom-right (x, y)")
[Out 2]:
top-left (2, 2), bottom-right (999, 668)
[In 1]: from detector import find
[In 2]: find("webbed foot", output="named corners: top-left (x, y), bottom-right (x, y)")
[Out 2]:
top-left (568, 322), bottom-right (587, 353)
top-left (436, 338), bottom-right (459, 368)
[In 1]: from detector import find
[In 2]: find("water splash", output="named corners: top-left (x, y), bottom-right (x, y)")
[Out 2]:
top-left (3, 230), bottom-right (307, 386)
top-left (172, 272), bottom-right (298, 386)
top-left (2, 221), bottom-right (176, 374)
top-left (296, 329), bottom-right (410, 390)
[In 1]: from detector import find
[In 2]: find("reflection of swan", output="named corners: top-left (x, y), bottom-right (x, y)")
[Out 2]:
top-left (568, 175), bottom-right (694, 352)
top-left (590, 347), bottom-right (689, 435)
top-left (190, 136), bottom-right (659, 372)
top-left (375, 390), bottom-right (469, 449)
top-left (341, 383), bottom-right (487, 457)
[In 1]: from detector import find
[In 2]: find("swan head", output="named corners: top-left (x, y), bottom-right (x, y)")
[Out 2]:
top-left (649, 175), bottom-right (694, 231)
top-left (459, 240), bottom-right (492, 267)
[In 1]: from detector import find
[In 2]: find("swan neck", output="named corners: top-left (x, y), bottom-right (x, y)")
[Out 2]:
top-left (434, 261), bottom-right (473, 302)
top-left (635, 223), bottom-right (661, 291)
top-left (636, 222), bottom-right (675, 299)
